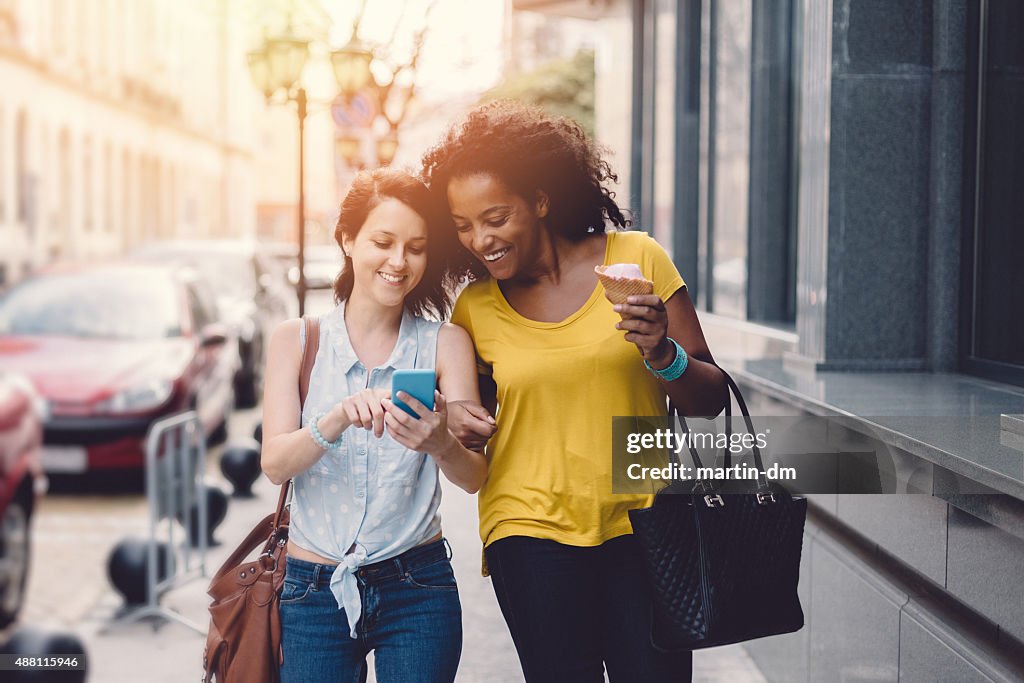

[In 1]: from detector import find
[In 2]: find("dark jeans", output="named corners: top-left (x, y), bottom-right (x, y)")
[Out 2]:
top-left (486, 534), bottom-right (693, 683)
top-left (279, 539), bottom-right (462, 683)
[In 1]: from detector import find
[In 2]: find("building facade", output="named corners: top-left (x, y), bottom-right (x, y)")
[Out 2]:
top-left (0, 0), bottom-right (257, 287)
top-left (517, 1), bottom-right (1024, 680)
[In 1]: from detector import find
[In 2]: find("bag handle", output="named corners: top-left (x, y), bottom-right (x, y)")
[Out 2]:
top-left (672, 364), bottom-right (772, 495)
top-left (270, 315), bottom-right (321, 534)
top-left (211, 512), bottom-right (277, 582)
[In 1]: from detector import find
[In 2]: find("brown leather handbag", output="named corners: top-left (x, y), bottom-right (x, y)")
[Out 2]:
top-left (203, 316), bottom-right (320, 683)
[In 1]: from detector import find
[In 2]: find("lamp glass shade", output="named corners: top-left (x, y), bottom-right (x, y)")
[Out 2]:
top-left (336, 135), bottom-right (362, 166)
top-left (376, 135), bottom-right (399, 166)
top-left (265, 34), bottom-right (310, 93)
top-left (330, 40), bottom-right (374, 97)
top-left (246, 49), bottom-right (274, 98)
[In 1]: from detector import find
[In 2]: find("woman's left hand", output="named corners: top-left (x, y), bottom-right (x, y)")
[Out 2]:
top-left (383, 390), bottom-right (457, 458)
top-left (614, 294), bottom-right (675, 369)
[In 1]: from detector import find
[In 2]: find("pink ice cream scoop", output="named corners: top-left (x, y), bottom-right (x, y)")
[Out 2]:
top-left (600, 263), bottom-right (644, 279)
top-left (594, 263), bottom-right (654, 304)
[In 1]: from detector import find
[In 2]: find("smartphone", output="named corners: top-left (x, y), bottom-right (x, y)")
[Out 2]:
top-left (391, 369), bottom-right (436, 419)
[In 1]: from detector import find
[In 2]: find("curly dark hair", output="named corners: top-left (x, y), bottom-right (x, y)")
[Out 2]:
top-left (420, 100), bottom-right (630, 279)
top-left (333, 168), bottom-right (461, 319)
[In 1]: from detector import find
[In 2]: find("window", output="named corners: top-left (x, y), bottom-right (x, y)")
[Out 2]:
top-left (746, 0), bottom-right (801, 325)
top-left (707, 0), bottom-right (752, 320)
top-left (15, 109), bottom-right (32, 228)
top-left (961, 0), bottom-right (1024, 386)
top-left (0, 105), bottom-right (5, 221)
top-left (83, 135), bottom-right (93, 231)
top-left (104, 141), bottom-right (113, 232)
top-left (122, 148), bottom-right (132, 246)
top-left (59, 128), bottom-right (71, 228)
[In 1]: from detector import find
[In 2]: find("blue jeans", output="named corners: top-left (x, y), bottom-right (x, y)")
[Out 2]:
top-left (279, 539), bottom-right (462, 683)
top-left (486, 534), bottom-right (693, 682)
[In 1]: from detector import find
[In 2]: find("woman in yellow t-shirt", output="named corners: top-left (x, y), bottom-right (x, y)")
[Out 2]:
top-left (423, 101), bottom-right (727, 682)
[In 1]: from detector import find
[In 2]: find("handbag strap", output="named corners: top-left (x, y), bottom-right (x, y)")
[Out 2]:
top-left (271, 315), bottom-right (321, 531)
top-left (211, 512), bottom-right (277, 582)
top-left (672, 363), bottom-right (771, 493)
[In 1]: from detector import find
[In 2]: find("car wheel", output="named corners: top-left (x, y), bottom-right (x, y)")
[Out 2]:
top-left (0, 484), bottom-right (32, 628)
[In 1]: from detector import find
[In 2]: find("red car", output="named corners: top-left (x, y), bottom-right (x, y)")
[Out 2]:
top-left (0, 371), bottom-right (45, 627)
top-left (0, 263), bottom-right (237, 474)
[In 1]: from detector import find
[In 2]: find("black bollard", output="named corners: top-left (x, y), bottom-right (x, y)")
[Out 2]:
top-left (107, 538), bottom-right (175, 606)
top-left (219, 439), bottom-right (262, 497)
top-left (0, 625), bottom-right (88, 682)
top-left (179, 483), bottom-right (229, 547)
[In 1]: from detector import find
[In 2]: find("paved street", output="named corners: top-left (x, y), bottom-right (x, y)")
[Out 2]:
top-left (9, 402), bottom-right (766, 682)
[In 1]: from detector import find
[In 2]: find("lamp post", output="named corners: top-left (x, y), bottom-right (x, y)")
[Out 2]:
top-left (247, 28), bottom-right (312, 315)
top-left (247, 22), bottom-right (374, 315)
top-left (248, 17), bottom-right (415, 301)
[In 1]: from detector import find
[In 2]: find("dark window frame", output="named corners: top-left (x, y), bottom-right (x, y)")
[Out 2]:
top-left (959, 0), bottom-right (1024, 388)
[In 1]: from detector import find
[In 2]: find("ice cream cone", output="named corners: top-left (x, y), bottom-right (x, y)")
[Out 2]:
top-left (595, 264), bottom-right (654, 305)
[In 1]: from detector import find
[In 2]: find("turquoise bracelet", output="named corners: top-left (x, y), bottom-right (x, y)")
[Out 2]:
top-left (644, 338), bottom-right (688, 381)
top-left (309, 412), bottom-right (344, 450)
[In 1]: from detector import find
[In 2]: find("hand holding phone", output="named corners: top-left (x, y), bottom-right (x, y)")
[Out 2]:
top-left (391, 369), bottom-right (436, 419)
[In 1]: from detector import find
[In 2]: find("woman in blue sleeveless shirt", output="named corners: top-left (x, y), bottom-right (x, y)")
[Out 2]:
top-left (261, 169), bottom-right (488, 683)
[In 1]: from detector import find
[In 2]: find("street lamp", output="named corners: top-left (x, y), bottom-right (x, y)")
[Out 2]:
top-left (335, 134), bottom-right (363, 169)
top-left (330, 38), bottom-right (374, 98)
top-left (247, 27), bottom-right (312, 315)
top-left (376, 130), bottom-right (399, 167)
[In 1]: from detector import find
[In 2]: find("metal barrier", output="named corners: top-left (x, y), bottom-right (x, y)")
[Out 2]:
top-left (109, 410), bottom-right (208, 633)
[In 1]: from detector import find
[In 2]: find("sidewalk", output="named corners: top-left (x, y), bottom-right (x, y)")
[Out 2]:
top-left (65, 412), bottom-right (767, 682)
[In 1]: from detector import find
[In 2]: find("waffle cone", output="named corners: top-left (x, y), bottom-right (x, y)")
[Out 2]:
top-left (595, 265), bottom-right (654, 304)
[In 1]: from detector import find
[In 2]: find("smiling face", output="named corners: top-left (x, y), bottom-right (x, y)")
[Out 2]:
top-left (446, 173), bottom-right (549, 280)
top-left (341, 198), bottom-right (429, 309)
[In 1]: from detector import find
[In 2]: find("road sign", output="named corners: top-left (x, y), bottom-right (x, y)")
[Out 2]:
top-left (332, 92), bottom-right (377, 130)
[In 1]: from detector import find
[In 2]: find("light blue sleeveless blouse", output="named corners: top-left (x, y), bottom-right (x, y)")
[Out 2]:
top-left (291, 302), bottom-right (443, 637)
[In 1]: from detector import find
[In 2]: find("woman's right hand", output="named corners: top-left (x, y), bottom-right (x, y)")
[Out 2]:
top-left (334, 388), bottom-right (391, 438)
top-left (447, 401), bottom-right (497, 451)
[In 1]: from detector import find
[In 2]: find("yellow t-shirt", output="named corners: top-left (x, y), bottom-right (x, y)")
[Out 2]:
top-left (451, 231), bottom-right (686, 562)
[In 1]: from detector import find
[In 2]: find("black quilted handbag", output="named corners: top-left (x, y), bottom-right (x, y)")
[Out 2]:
top-left (627, 368), bottom-right (807, 651)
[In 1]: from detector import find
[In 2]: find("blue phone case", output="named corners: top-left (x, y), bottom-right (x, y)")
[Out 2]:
top-left (391, 369), bottom-right (436, 419)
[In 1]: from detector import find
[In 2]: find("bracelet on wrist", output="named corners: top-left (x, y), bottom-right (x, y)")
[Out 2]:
top-left (644, 338), bottom-right (688, 382)
top-left (309, 412), bottom-right (344, 450)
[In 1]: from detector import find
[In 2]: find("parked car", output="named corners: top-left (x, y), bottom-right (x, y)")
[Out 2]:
top-left (0, 372), bottom-right (46, 627)
top-left (130, 240), bottom-right (295, 407)
top-left (0, 263), bottom-right (237, 474)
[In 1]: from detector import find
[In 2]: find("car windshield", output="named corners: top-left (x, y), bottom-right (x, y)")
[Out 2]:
top-left (0, 271), bottom-right (181, 339)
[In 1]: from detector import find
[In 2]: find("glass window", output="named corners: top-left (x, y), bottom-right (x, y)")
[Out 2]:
top-left (963, 0), bottom-right (1024, 383)
top-left (652, 0), bottom-right (677, 255)
top-left (59, 129), bottom-right (71, 226)
top-left (709, 0), bottom-right (752, 319)
top-left (104, 141), bottom-right (113, 233)
top-left (746, 0), bottom-right (801, 325)
top-left (15, 109), bottom-right (29, 225)
top-left (83, 135), bottom-right (93, 231)
top-left (0, 105), bottom-right (5, 221)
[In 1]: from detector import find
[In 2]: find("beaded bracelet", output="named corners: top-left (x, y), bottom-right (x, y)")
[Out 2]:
top-left (644, 338), bottom-right (689, 382)
top-left (309, 412), bottom-right (344, 450)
